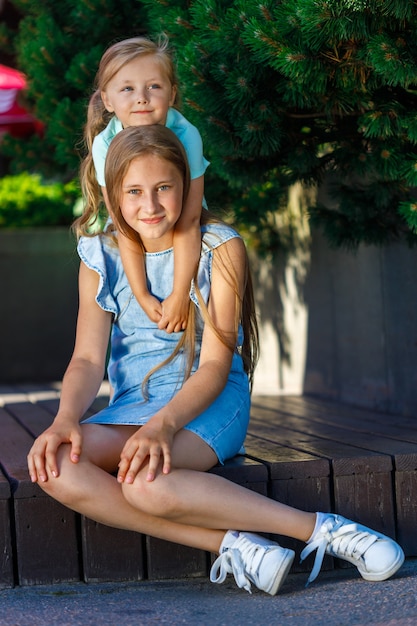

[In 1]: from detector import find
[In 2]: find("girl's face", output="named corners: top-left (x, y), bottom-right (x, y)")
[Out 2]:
top-left (101, 55), bottom-right (176, 128)
top-left (120, 154), bottom-right (183, 252)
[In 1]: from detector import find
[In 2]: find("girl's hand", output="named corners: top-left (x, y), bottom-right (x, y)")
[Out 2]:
top-left (27, 419), bottom-right (82, 484)
top-left (117, 421), bottom-right (174, 483)
top-left (140, 292), bottom-right (163, 324)
top-left (158, 290), bottom-right (189, 333)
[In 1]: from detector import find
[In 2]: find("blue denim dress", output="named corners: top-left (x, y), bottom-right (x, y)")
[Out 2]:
top-left (78, 223), bottom-right (250, 464)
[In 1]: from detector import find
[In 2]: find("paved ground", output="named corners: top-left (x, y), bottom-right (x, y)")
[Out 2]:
top-left (1, 559), bottom-right (416, 626)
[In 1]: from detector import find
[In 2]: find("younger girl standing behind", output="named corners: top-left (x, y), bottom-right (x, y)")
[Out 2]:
top-left (81, 36), bottom-right (209, 332)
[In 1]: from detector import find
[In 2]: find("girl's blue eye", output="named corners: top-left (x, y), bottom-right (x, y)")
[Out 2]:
top-left (148, 84), bottom-right (161, 90)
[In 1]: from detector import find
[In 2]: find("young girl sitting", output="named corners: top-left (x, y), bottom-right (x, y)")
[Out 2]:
top-left (28, 125), bottom-right (404, 595)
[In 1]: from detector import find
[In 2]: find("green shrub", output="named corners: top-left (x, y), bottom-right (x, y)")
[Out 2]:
top-left (0, 173), bottom-right (80, 228)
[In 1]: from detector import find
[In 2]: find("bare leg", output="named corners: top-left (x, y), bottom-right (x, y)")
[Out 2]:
top-left (38, 424), bottom-right (225, 553)
top-left (124, 429), bottom-right (315, 542)
top-left (38, 424), bottom-right (315, 554)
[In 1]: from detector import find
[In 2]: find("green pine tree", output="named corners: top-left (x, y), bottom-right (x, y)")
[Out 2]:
top-left (143, 0), bottom-right (417, 248)
top-left (4, 0), bottom-right (417, 248)
top-left (0, 1), bottom-right (21, 66)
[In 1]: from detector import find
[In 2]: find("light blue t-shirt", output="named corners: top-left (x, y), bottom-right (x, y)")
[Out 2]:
top-left (92, 107), bottom-right (210, 187)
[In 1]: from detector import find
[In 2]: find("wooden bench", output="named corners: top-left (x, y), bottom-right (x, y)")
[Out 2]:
top-left (0, 385), bottom-right (415, 587)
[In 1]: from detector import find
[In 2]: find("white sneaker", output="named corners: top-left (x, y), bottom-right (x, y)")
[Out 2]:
top-left (210, 531), bottom-right (295, 595)
top-left (300, 513), bottom-right (405, 586)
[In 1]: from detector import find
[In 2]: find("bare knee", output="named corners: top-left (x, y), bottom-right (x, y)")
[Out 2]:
top-left (37, 446), bottom-right (85, 507)
top-left (122, 470), bottom-right (181, 519)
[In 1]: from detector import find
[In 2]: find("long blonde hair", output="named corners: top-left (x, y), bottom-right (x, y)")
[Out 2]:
top-left (76, 35), bottom-right (179, 237)
top-left (98, 124), bottom-right (259, 390)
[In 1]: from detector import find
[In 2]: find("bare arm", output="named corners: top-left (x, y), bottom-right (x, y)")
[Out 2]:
top-left (158, 176), bottom-right (204, 333)
top-left (27, 262), bottom-right (112, 482)
top-left (117, 235), bottom-right (246, 482)
top-left (57, 262), bottom-right (111, 418)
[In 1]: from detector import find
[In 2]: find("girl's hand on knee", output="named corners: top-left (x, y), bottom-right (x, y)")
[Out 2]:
top-left (117, 422), bottom-right (174, 484)
top-left (27, 421), bottom-right (82, 483)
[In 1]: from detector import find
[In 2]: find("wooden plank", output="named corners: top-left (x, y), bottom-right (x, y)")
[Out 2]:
top-left (146, 538), bottom-right (208, 580)
top-left (394, 452), bottom-right (417, 557)
top-left (250, 398), bottom-right (417, 544)
top-left (36, 395), bottom-right (112, 419)
top-left (244, 434), bottom-right (329, 480)
top-left (0, 406), bottom-right (46, 497)
top-left (0, 468), bottom-right (13, 588)
top-left (395, 472), bottom-right (417, 556)
top-left (333, 469), bottom-right (395, 540)
top-left (248, 408), bottom-right (391, 472)
top-left (0, 406), bottom-right (81, 585)
top-left (14, 495), bottom-right (81, 586)
top-left (247, 407), bottom-right (396, 541)
top-left (244, 434), bottom-right (332, 573)
top-left (255, 395), bottom-right (417, 440)
top-left (6, 394), bottom-right (112, 438)
top-left (250, 403), bottom-right (416, 461)
top-left (209, 455), bottom-right (268, 495)
top-left (299, 402), bottom-right (417, 546)
top-left (81, 518), bottom-right (146, 583)
top-left (3, 400), bottom-right (54, 437)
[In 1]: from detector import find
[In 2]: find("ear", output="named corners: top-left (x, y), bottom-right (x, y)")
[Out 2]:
top-left (101, 91), bottom-right (114, 113)
top-left (169, 85), bottom-right (177, 107)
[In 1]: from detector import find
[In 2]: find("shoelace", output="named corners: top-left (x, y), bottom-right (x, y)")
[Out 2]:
top-left (210, 537), bottom-right (266, 593)
top-left (300, 518), bottom-right (379, 586)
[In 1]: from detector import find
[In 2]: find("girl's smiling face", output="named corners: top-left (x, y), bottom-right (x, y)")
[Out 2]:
top-left (101, 54), bottom-right (176, 128)
top-left (120, 154), bottom-right (183, 252)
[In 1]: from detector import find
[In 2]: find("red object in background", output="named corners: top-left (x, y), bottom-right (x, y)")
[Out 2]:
top-left (0, 63), bottom-right (43, 138)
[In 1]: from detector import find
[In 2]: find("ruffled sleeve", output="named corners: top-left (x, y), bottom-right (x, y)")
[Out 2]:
top-left (189, 223), bottom-right (241, 308)
top-left (77, 234), bottom-right (120, 315)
